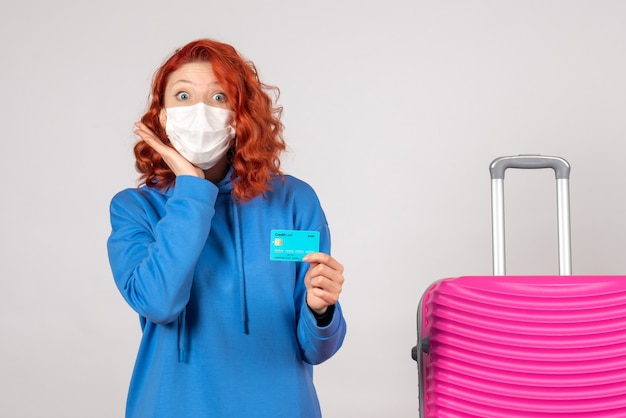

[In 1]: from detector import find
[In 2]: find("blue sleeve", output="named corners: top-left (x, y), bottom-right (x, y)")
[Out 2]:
top-left (297, 300), bottom-right (347, 365)
top-left (107, 176), bottom-right (218, 324)
top-left (291, 183), bottom-right (347, 365)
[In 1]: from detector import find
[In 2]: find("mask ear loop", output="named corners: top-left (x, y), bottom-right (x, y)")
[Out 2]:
top-left (227, 110), bottom-right (237, 174)
top-left (157, 108), bottom-right (172, 146)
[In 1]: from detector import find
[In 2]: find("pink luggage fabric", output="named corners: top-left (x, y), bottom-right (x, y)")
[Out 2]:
top-left (414, 156), bottom-right (626, 417)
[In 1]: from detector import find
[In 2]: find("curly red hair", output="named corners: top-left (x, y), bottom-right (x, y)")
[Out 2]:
top-left (134, 39), bottom-right (286, 201)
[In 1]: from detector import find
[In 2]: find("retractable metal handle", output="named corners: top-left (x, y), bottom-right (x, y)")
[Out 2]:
top-left (489, 155), bottom-right (572, 276)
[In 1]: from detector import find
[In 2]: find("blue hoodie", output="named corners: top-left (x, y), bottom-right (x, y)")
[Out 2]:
top-left (107, 172), bottom-right (346, 418)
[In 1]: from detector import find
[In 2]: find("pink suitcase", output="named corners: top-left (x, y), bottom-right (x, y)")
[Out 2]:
top-left (412, 155), bottom-right (626, 417)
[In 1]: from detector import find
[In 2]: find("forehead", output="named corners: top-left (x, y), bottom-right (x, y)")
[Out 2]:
top-left (166, 62), bottom-right (219, 87)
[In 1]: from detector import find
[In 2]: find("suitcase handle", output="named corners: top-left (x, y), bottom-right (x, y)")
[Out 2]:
top-left (490, 155), bottom-right (570, 180)
top-left (489, 155), bottom-right (572, 276)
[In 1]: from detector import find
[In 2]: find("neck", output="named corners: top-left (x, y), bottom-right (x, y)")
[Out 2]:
top-left (203, 154), bottom-right (231, 184)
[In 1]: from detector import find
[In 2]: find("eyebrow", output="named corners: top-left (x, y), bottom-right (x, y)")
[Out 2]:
top-left (171, 79), bottom-right (195, 86)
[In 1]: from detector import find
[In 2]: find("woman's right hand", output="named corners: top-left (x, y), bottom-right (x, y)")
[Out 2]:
top-left (134, 121), bottom-right (204, 178)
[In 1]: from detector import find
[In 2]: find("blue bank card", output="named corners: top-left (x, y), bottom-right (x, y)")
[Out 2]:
top-left (270, 229), bottom-right (320, 261)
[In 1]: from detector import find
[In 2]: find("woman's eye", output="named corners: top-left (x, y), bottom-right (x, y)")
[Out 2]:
top-left (213, 93), bottom-right (227, 103)
top-left (175, 91), bottom-right (190, 101)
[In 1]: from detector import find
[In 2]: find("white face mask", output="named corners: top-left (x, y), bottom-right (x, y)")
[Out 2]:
top-left (165, 103), bottom-right (236, 170)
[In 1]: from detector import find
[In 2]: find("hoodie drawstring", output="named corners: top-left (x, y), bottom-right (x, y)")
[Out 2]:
top-left (178, 307), bottom-right (188, 362)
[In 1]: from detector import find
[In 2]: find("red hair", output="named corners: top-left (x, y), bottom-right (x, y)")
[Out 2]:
top-left (134, 39), bottom-right (286, 201)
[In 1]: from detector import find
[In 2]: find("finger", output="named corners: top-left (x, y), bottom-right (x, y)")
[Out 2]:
top-left (307, 263), bottom-right (344, 286)
top-left (134, 123), bottom-right (174, 158)
top-left (308, 286), bottom-right (340, 306)
top-left (305, 273), bottom-right (343, 305)
top-left (302, 252), bottom-right (344, 273)
top-left (141, 134), bottom-right (167, 153)
top-left (306, 280), bottom-right (342, 307)
top-left (134, 121), bottom-right (156, 134)
top-left (134, 121), bottom-right (155, 138)
top-left (134, 122), bottom-right (161, 144)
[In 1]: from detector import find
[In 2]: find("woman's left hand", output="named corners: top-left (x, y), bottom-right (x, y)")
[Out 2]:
top-left (134, 121), bottom-right (204, 178)
top-left (303, 253), bottom-right (344, 315)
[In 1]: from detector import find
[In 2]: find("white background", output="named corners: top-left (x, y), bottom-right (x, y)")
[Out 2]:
top-left (1, 1), bottom-right (626, 417)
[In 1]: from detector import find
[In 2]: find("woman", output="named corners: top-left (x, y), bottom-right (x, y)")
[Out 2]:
top-left (107, 39), bottom-right (347, 417)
